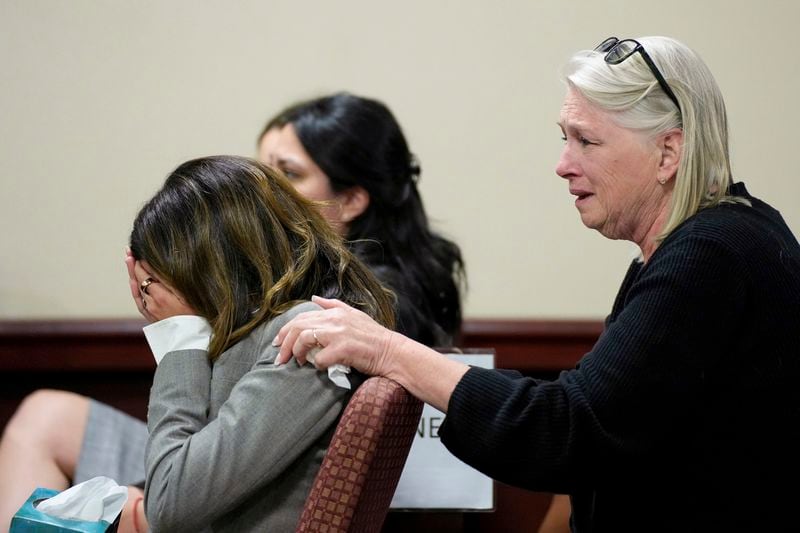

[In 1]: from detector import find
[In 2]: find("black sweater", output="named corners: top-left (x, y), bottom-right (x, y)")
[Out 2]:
top-left (440, 183), bottom-right (800, 532)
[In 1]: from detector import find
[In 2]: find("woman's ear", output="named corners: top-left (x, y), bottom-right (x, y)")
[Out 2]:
top-left (337, 185), bottom-right (370, 224)
top-left (657, 128), bottom-right (683, 184)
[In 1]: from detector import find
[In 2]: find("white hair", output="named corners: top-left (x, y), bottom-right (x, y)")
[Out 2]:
top-left (563, 36), bottom-right (745, 240)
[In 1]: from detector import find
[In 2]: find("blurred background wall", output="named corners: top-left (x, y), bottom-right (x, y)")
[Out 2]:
top-left (1, 0), bottom-right (798, 320)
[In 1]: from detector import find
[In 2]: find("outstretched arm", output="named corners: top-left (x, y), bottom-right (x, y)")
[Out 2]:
top-left (273, 296), bottom-right (469, 412)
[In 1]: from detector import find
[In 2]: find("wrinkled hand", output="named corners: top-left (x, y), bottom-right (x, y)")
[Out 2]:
top-left (125, 248), bottom-right (196, 322)
top-left (273, 296), bottom-right (398, 377)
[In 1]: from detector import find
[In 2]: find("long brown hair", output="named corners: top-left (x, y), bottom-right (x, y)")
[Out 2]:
top-left (130, 155), bottom-right (395, 360)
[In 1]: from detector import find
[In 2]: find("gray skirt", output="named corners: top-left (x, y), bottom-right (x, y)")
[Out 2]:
top-left (73, 399), bottom-right (148, 487)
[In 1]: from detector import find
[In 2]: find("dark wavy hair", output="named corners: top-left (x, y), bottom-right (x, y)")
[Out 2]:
top-left (259, 93), bottom-right (465, 345)
top-left (130, 155), bottom-right (395, 360)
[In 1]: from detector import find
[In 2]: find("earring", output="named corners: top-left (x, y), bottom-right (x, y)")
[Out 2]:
top-left (658, 177), bottom-right (667, 185)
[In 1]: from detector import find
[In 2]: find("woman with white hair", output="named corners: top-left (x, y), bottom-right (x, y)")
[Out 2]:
top-left (275, 36), bottom-right (800, 531)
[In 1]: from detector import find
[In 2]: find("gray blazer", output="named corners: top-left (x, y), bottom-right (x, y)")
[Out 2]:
top-left (144, 301), bottom-right (350, 532)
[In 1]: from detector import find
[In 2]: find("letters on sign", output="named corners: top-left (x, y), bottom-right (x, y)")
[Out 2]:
top-left (390, 350), bottom-right (495, 511)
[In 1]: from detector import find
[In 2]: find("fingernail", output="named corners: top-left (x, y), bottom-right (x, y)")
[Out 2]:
top-left (272, 336), bottom-right (280, 346)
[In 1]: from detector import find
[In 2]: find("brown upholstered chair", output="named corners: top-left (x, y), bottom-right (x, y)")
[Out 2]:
top-left (296, 376), bottom-right (423, 533)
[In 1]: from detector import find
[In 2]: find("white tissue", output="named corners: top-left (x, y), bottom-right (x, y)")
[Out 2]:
top-left (36, 476), bottom-right (127, 523)
top-left (326, 364), bottom-right (352, 389)
top-left (307, 346), bottom-right (352, 390)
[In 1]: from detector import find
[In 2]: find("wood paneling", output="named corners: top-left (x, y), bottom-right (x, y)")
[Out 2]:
top-left (461, 319), bottom-right (602, 371)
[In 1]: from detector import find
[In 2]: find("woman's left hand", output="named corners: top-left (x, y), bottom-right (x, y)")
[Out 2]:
top-left (125, 249), bottom-right (196, 322)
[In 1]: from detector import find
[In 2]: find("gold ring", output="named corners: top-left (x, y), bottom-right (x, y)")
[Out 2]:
top-left (140, 278), bottom-right (156, 295)
top-left (312, 329), bottom-right (322, 348)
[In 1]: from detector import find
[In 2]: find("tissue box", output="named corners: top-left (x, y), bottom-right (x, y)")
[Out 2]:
top-left (10, 488), bottom-right (120, 533)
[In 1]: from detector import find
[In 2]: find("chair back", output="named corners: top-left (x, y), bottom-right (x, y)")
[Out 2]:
top-left (296, 376), bottom-right (423, 533)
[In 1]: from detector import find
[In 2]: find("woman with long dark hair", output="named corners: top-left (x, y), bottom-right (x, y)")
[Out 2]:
top-left (258, 92), bottom-right (464, 345)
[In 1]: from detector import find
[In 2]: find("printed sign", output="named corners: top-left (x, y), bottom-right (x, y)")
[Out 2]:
top-left (390, 350), bottom-right (495, 510)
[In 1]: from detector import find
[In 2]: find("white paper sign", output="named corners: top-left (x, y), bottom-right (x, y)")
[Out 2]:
top-left (390, 351), bottom-right (494, 510)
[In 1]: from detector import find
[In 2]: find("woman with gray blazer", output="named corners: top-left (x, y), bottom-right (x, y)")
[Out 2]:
top-left (127, 155), bottom-right (395, 531)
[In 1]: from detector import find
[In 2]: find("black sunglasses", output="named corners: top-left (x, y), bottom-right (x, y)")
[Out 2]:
top-left (594, 37), bottom-right (681, 113)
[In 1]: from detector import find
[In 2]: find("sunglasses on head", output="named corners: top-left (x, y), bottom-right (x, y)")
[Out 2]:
top-left (594, 37), bottom-right (681, 114)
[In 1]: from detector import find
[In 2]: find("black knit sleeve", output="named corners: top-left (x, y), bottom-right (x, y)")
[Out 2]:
top-left (439, 226), bottom-right (747, 493)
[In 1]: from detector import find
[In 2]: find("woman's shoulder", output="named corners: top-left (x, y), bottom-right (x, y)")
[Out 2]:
top-left (279, 300), bottom-right (322, 321)
top-left (269, 300), bottom-right (321, 329)
top-left (249, 301), bottom-right (322, 348)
